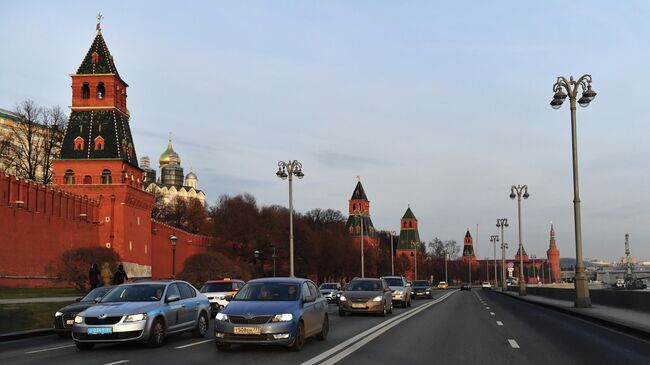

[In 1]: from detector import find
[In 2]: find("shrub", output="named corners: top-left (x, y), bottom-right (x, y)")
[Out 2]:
top-left (178, 252), bottom-right (252, 288)
top-left (57, 247), bottom-right (121, 291)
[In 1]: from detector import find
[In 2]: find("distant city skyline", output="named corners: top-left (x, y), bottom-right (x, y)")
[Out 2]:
top-left (1, 1), bottom-right (648, 261)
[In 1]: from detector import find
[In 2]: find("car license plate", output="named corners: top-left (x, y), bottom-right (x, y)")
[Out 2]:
top-left (66, 319), bottom-right (74, 325)
top-left (351, 303), bottom-right (366, 308)
top-left (87, 327), bottom-right (113, 335)
top-left (233, 326), bottom-right (261, 335)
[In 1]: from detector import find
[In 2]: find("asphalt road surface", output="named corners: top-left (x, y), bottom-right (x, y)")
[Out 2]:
top-left (1, 289), bottom-right (649, 365)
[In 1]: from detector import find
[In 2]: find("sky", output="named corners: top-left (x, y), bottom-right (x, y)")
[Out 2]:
top-left (1, 1), bottom-right (649, 262)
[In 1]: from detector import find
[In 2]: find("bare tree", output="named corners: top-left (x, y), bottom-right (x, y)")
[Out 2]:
top-left (40, 106), bottom-right (66, 184)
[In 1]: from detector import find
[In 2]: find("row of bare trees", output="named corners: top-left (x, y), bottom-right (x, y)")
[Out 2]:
top-left (0, 99), bottom-right (66, 184)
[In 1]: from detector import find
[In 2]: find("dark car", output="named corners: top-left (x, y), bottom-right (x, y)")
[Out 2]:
top-left (214, 277), bottom-right (329, 352)
top-left (460, 283), bottom-right (471, 291)
top-left (411, 280), bottom-right (433, 299)
top-left (338, 278), bottom-right (392, 316)
top-left (54, 286), bottom-right (114, 338)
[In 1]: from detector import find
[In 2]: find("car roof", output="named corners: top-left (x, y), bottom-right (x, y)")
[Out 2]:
top-left (380, 276), bottom-right (403, 279)
top-left (204, 279), bottom-right (245, 284)
top-left (248, 277), bottom-right (310, 284)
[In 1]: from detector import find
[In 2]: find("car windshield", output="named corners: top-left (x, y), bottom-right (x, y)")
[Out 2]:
top-left (80, 287), bottom-right (113, 303)
top-left (383, 278), bottom-right (404, 287)
top-left (101, 284), bottom-right (166, 302)
top-left (413, 281), bottom-right (429, 287)
top-left (234, 282), bottom-right (299, 301)
top-left (348, 280), bottom-right (382, 291)
top-left (320, 284), bottom-right (338, 289)
top-left (200, 283), bottom-right (233, 293)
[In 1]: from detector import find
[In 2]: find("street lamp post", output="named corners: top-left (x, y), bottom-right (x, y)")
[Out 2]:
top-left (390, 231), bottom-right (395, 276)
top-left (169, 234), bottom-right (178, 279)
top-left (254, 250), bottom-right (261, 277)
top-left (271, 245), bottom-right (277, 277)
top-left (353, 207), bottom-right (368, 278)
top-left (276, 160), bottom-right (304, 278)
top-left (496, 218), bottom-right (509, 290)
top-left (444, 252), bottom-right (449, 284)
top-left (412, 241), bottom-right (418, 280)
top-left (510, 185), bottom-right (529, 296)
top-left (550, 75), bottom-right (596, 308)
top-left (490, 235), bottom-right (499, 288)
top-left (531, 254), bottom-right (537, 283)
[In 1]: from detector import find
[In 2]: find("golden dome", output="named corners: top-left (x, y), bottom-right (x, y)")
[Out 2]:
top-left (159, 133), bottom-right (180, 167)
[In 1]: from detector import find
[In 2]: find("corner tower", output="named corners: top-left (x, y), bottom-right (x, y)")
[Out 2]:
top-left (461, 229), bottom-right (477, 263)
top-left (396, 206), bottom-right (420, 280)
top-left (546, 223), bottom-right (561, 283)
top-left (345, 179), bottom-right (378, 246)
top-left (53, 18), bottom-right (155, 277)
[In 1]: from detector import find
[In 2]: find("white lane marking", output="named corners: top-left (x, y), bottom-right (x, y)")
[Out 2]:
top-left (25, 344), bottom-right (76, 354)
top-left (508, 339), bottom-right (520, 348)
top-left (104, 361), bottom-right (130, 365)
top-left (486, 307), bottom-right (490, 309)
top-left (301, 291), bottom-right (457, 365)
top-left (490, 312), bottom-right (495, 316)
top-left (496, 321), bottom-right (503, 326)
top-left (174, 339), bottom-right (212, 349)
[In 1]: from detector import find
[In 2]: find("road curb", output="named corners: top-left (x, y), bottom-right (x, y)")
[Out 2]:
top-left (0, 328), bottom-right (53, 342)
top-left (495, 290), bottom-right (650, 341)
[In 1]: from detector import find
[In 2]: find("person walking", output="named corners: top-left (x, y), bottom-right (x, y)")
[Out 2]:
top-left (112, 264), bottom-right (129, 285)
top-left (89, 263), bottom-right (101, 289)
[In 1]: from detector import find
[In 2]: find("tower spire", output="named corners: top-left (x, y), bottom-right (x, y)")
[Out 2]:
top-left (96, 13), bottom-right (103, 33)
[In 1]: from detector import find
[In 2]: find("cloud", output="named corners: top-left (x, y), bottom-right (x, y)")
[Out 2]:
top-left (314, 150), bottom-right (389, 169)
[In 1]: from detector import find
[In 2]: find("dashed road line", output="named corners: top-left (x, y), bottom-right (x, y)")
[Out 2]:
top-left (490, 312), bottom-right (495, 316)
top-left (174, 339), bottom-right (212, 349)
top-left (25, 344), bottom-right (76, 354)
top-left (486, 307), bottom-right (490, 309)
top-left (496, 321), bottom-right (504, 326)
top-left (508, 339), bottom-right (520, 348)
top-left (104, 361), bottom-right (130, 365)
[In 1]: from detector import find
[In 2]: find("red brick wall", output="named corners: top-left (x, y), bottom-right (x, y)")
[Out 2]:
top-left (150, 220), bottom-right (213, 279)
top-left (0, 173), bottom-right (99, 287)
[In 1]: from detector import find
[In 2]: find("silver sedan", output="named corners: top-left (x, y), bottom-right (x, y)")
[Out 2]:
top-left (72, 280), bottom-right (210, 350)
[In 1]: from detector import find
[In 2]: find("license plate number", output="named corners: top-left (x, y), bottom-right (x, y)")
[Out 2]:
top-left (87, 327), bottom-right (112, 335)
top-left (233, 326), bottom-right (261, 335)
top-left (351, 303), bottom-right (366, 308)
top-left (66, 320), bottom-right (74, 325)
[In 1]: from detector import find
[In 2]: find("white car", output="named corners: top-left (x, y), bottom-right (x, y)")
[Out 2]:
top-left (199, 279), bottom-right (245, 317)
top-left (481, 281), bottom-right (492, 289)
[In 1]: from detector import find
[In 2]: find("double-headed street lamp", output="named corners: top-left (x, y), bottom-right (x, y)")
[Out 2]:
top-left (531, 254), bottom-right (537, 283)
top-left (550, 75), bottom-right (596, 308)
top-left (410, 241), bottom-right (419, 281)
top-left (353, 207), bottom-right (368, 278)
top-left (276, 160), bottom-right (304, 278)
top-left (490, 235), bottom-right (499, 288)
top-left (169, 234), bottom-right (178, 279)
top-left (496, 218), bottom-right (509, 290)
top-left (389, 231), bottom-right (396, 276)
top-left (510, 185), bottom-right (529, 296)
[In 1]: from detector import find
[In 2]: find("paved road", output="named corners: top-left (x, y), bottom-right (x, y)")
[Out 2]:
top-left (1, 290), bottom-right (648, 365)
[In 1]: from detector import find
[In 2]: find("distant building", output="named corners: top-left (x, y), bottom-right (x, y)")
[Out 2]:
top-left (461, 229), bottom-right (477, 263)
top-left (345, 179), bottom-right (379, 247)
top-left (396, 206), bottom-right (420, 281)
top-left (142, 135), bottom-right (205, 206)
top-left (546, 224), bottom-right (561, 283)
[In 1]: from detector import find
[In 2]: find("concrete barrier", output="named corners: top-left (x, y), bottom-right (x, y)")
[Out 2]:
top-left (508, 286), bottom-right (650, 311)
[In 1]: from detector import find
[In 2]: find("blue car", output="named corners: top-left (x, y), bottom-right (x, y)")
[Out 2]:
top-left (214, 277), bottom-right (328, 351)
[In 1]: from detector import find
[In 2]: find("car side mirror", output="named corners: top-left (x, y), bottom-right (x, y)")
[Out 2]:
top-left (225, 294), bottom-right (233, 302)
top-left (165, 294), bottom-right (180, 303)
top-left (303, 295), bottom-right (315, 303)
top-left (94, 297), bottom-right (102, 303)
top-left (405, 283), bottom-right (411, 287)
top-left (384, 287), bottom-right (390, 292)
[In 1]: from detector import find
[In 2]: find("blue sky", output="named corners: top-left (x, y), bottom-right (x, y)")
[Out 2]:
top-left (1, 1), bottom-right (649, 261)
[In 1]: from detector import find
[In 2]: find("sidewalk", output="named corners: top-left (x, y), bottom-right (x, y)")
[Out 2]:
top-left (499, 290), bottom-right (650, 338)
top-left (0, 296), bottom-right (79, 305)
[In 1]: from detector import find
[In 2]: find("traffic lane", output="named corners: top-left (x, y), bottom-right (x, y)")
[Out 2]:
top-left (336, 288), bottom-right (525, 365)
top-left (482, 290), bottom-right (650, 365)
top-left (0, 294), bottom-right (443, 365)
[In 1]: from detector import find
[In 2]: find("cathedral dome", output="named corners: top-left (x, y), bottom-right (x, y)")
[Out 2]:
top-left (185, 171), bottom-right (197, 180)
top-left (159, 134), bottom-right (181, 167)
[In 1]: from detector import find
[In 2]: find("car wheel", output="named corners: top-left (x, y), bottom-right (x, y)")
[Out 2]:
top-left (193, 312), bottom-right (208, 338)
top-left (146, 318), bottom-right (165, 348)
top-left (75, 341), bottom-right (94, 351)
top-left (215, 341), bottom-right (231, 351)
top-left (316, 315), bottom-right (329, 341)
top-left (288, 321), bottom-right (305, 352)
top-left (338, 309), bottom-right (346, 316)
top-left (388, 302), bottom-right (393, 314)
top-left (381, 302), bottom-right (387, 317)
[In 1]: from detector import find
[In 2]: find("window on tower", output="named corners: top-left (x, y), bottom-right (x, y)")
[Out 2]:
top-left (81, 82), bottom-right (90, 99)
top-left (94, 136), bottom-right (105, 151)
top-left (101, 169), bottom-right (112, 184)
top-left (97, 82), bottom-right (105, 99)
top-left (409, 221), bottom-right (412, 228)
top-left (74, 136), bottom-right (84, 151)
top-left (64, 170), bottom-right (75, 185)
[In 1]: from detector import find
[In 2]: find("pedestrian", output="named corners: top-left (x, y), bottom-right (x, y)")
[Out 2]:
top-left (89, 263), bottom-right (101, 289)
top-left (112, 264), bottom-right (129, 285)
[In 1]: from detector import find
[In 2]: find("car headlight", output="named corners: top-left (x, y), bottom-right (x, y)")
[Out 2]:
top-left (124, 313), bottom-right (147, 322)
top-left (271, 313), bottom-right (293, 322)
top-left (74, 315), bottom-right (83, 324)
top-left (372, 296), bottom-right (383, 302)
top-left (426, 291), bottom-right (430, 294)
top-left (339, 295), bottom-right (346, 301)
top-left (55, 311), bottom-right (63, 317)
top-left (215, 312), bottom-right (229, 321)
